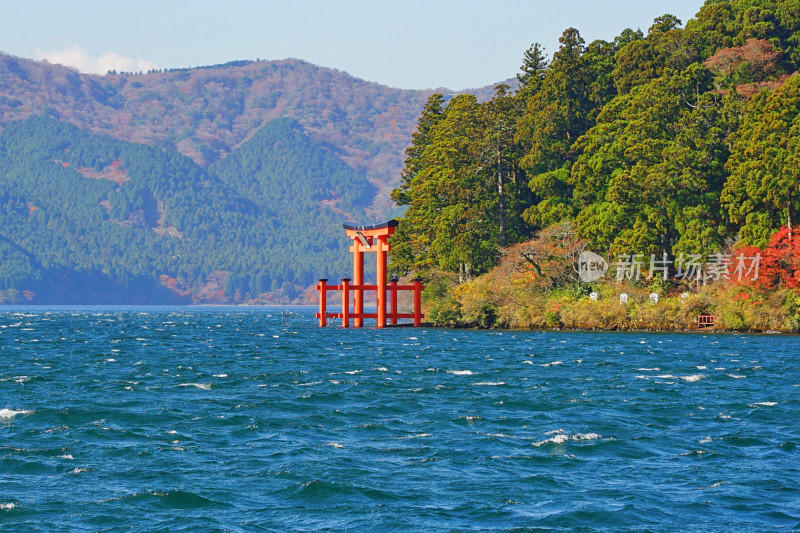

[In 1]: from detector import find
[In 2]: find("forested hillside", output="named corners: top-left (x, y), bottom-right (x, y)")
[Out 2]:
top-left (0, 54), bottom-right (502, 216)
top-left (0, 50), bottom-right (506, 304)
top-left (390, 0), bottom-right (800, 330)
top-left (392, 0), bottom-right (800, 275)
top-left (0, 117), bottom-right (372, 303)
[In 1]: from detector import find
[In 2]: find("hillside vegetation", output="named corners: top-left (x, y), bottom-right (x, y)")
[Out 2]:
top-left (390, 0), bottom-right (800, 331)
top-left (0, 51), bottom-right (504, 303)
top-left (0, 117), bottom-right (372, 303)
top-left (0, 54), bottom-right (500, 216)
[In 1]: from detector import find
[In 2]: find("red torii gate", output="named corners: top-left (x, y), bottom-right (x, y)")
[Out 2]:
top-left (316, 220), bottom-right (424, 328)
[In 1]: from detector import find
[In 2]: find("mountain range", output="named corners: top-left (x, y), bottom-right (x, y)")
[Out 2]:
top-left (0, 52), bottom-right (508, 303)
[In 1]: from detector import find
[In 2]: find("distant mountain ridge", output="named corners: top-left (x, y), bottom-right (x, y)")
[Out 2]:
top-left (0, 52), bottom-right (513, 303)
top-left (0, 52), bottom-right (509, 216)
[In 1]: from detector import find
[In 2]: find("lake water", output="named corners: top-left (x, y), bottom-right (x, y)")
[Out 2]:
top-left (1, 307), bottom-right (798, 531)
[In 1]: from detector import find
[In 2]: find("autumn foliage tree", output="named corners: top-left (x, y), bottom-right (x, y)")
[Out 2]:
top-left (498, 221), bottom-right (585, 290)
top-left (755, 227), bottom-right (800, 289)
top-left (703, 38), bottom-right (781, 86)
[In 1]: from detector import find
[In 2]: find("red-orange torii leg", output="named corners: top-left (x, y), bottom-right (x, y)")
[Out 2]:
top-left (341, 278), bottom-right (350, 328)
top-left (352, 240), bottom-right (364, 328)
top-left (389, 278), bottom-right (398, 325)
top-left (317, 278), bottom-right (328, 327)
top-left (376, 237), bottom-right (387, 328)
top-left (412, 278), bottom-right (423, 327)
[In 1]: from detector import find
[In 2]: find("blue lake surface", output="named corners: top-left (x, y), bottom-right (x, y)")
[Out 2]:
top-left (1, 306), bottom-right (799, 532)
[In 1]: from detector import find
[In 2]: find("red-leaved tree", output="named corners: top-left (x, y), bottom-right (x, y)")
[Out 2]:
top-left (756, 227), bottom-right (800, 289)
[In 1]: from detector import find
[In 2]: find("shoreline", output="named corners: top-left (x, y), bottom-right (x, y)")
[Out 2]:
top-left (425, 324), bottom-right (791, 334)
top-left (0, 304), bottom-right (795, 334)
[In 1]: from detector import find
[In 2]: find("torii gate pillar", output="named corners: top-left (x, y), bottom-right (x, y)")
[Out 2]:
top-left (345, 221), bottom-right (394, 328)
top-left (316, 220), bottom-right (425, 328)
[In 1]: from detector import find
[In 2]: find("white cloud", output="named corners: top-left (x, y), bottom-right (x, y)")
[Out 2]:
top-left (35, 44), bottom-right (158, 75)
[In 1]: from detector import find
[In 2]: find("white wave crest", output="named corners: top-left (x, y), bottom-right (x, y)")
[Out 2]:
top-left (752, 401), bottom-right (777, 407)
top-left (533, 431), bottom-right (602, 447)
top-left (0, 409), bottom-right (32, 419)
top-left (0, 503), bottom-right (15, 510)
top-left (681, 374), bottom-right (705, 382)
top-left (474, 381), bottom-right (505, 386)
top-left (178, 383), bottom-right (211, 390)
top-left (447, 370), bottom-right (474, 375)
top-left (399, 433), bottom-right (432, 439)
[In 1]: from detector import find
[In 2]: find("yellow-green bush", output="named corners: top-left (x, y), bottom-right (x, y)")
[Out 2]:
top-left (559, 297), bottom-right (628, 330)
top-left (453, 276), bottom-right (498, 327)
top-left (427, 266), bottom-right (799, 332)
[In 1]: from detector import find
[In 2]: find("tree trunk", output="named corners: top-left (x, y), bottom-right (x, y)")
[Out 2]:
top-left (661, 227), bottom-right (672, 263)
top-left (497, 145), bottom-right (506, 246)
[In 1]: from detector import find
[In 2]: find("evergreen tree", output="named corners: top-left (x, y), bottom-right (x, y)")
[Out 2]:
top-left (516, 42), bottom-right (548, 93)
top-left (723, 73), bottom-right (800, 245)
top-left (515, 28), bottom-right (600, 229)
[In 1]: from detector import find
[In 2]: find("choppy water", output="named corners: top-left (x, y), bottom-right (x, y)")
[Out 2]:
top-left (1, 307), bottom-right (799, 532)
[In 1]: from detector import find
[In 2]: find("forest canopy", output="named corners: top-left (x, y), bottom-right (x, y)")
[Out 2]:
top-left (390, 0), bottom-right (800, 280)
top-left (0, 116), bottom-right (373, 303)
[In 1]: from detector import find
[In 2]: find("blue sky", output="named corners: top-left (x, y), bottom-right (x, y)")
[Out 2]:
top-left (1, 0), bottom-right (705, 89)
